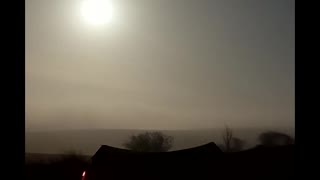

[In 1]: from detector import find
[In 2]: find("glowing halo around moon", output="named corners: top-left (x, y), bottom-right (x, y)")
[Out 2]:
top-left (80, 0), bottom-right (113, 26)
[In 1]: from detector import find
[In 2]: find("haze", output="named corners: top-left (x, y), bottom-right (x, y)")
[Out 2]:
top-left (26, 0), bottom-right (294, 131)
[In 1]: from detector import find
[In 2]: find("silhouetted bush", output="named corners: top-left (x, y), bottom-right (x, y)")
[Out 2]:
top-left (230, 137), bottom-right (245, 151)
top-left (123, 131), bottom-right (173, 152)
top-left (258, 131), bottom-right (294, 147)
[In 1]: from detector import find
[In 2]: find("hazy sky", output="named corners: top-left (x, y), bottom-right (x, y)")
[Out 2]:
top-left (26, 0), bottom-right (295, 131)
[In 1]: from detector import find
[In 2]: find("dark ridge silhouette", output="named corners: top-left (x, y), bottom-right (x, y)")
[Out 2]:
top-left (85, 142), bottom-right (222, 180)
top-left (84, 142), bottom-right (294, 180)
top-left (25, 143), bottom-right (294, 180)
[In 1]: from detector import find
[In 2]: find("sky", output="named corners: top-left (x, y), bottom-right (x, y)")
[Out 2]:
top-left (26, 0), bottom-right (295, 131)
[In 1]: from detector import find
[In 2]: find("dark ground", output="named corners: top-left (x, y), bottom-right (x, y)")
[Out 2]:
top-left (25, 145), bottom-right (294, 180)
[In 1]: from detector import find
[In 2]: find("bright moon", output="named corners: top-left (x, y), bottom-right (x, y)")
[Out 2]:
top-left (81, 0), bottom-right (113, 26)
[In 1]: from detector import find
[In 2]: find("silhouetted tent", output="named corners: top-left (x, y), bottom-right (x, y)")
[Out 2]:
top-left (88, 142), bottom-right (223, 179)
top-left (92, 142), bottom-right (222, 164)
top-left (86, 143), bottom-right (294, 180)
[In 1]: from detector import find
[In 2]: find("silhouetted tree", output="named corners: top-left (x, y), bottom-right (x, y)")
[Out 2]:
top-left (220, 126), bottom-right (245, 152)
top-left (123, 131), bottom-right (173, 152)
top-left (221, 126), bottom-right (233, 152)
top-left (258, 131), bottom-right (294, 147)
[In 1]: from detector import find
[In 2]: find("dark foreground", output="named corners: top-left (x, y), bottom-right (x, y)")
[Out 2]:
top-left (26, 143), bottom-right (294, 180)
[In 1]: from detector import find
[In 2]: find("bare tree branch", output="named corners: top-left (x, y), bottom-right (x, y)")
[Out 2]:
top-left (222, 126), bottom-right (233, 152)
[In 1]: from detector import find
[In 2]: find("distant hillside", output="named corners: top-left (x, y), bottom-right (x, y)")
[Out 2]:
top-left (26, 128), bottom-right (294, 155)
